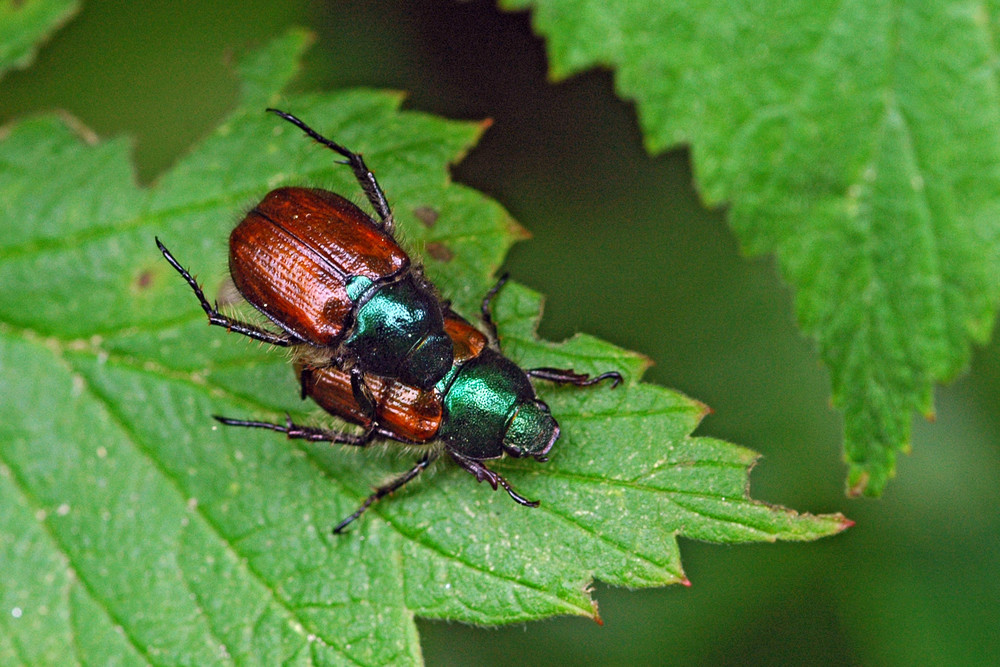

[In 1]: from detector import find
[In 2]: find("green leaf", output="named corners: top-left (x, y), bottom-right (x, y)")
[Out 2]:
top-left (501, 0), bottom-right (1000, 495)
top-left (0, 30), bottom-right (848, 664)
top-left (0, 0), bottom-right (78, 79)
top-left (236, 26), bottom-right (314, 110)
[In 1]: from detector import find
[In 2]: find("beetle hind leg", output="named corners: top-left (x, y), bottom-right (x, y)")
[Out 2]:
top-left (213, 414), bottom-right (370, 446)
top-left (333, 453), bottom-right (438, 534)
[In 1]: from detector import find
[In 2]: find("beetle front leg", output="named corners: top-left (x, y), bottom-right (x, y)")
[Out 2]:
top-left (526, 367), bottom-right (623, 388)
top-left (213, 414), bottom-right (371, 447)
top-left (448, 451), bottom-right (540, 508)
top-left (156, 238), bottom-right (298, 347)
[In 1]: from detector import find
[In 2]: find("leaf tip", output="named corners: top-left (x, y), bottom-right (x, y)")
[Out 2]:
top-left (845, 470), bottom-right (869, 498)
top-left (507, 216), bottom-right (533, 241)
top-left (846, 453), bottom-right (898, 497)
top-left (627, 351), bottom-right (655, 379)
top-left (579, 584), bottom-right (603, 624)
top-left (591, 605), bottom-right (604, 626)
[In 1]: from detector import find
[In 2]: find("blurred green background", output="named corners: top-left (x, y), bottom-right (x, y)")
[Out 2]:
top-left (3, 1), bottom-right (998, 664)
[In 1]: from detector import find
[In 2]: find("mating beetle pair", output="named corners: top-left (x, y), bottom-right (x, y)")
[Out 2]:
top-left (219, 283), bottom-right (620, 532)
top-left (158, 109), bottom-right (621, 531)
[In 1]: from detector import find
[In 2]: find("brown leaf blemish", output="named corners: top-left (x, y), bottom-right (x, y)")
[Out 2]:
top-left (413, 206), bottom-right (440, 227)
top-left (425, 242), bottom-right (454, 263)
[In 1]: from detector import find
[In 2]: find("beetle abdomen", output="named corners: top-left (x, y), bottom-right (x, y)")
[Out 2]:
top-left (300, 363), bottom-right (443, 444)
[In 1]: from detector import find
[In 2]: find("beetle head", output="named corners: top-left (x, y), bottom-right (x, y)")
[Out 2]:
top-left (502, 399), bottom-right (559, 461)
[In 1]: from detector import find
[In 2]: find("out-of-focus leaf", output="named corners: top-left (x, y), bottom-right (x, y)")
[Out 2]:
top-left (503, 0), bottom-right (1000, 495)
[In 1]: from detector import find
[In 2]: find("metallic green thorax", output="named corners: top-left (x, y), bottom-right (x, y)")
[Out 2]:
top-left (343, 274), bottom-right (453, 389)
top-left (438, 349), bottom-right (558, 460)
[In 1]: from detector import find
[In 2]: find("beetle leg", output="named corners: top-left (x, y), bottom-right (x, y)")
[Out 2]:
top-left (448, 451), bottom-right (540, 508)
top-left (526, 368), bottom-right (623, 388)
top-left (212, 414), bottom-right (370, 447)
top-left (156, 238), bottom-right (297, 347)
top-left (266, 108), bottom-right (395, 234)
top-left (333, 452), bottom-right (438, 534)
top-left (299, 362), bottom-right (362, 424)
top-left (478, 274), bottom-right (624, 389)
top-left (479, 273), bottom-right (510, 342)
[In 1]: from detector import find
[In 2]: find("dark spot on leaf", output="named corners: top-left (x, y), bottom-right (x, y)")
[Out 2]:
top-left (425, 242), bottom-right (454, 263)
top-left (413, 206), bottom-right (440, 227)
top-left (135, 270), bottom-right (154, 290)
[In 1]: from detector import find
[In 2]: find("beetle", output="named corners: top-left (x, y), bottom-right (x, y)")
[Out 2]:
top-left (156, 108), bottom-right (453, 407)
top-left (216, 276), bottom-right (622, 533)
